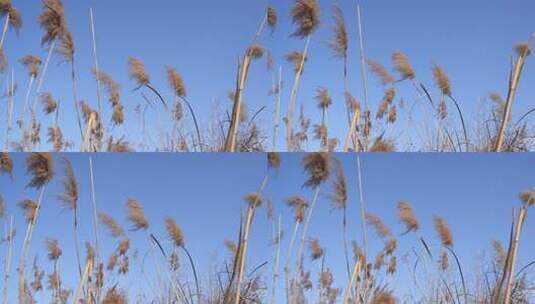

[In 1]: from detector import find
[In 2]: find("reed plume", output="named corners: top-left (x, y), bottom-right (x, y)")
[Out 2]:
top-left (165, 217), bottom-right (185, 247)
top-left (365, 213), bottom-right (392, 238)
top-left (125, 198), bottom-right (149, 231)
top-left (290, 0), bottom-right (320, 38)
top-left (45, 239), bottom-right (62, 261)
top-left (20, 55), bottom-right (41, 77)
top-left (392, 51), bottom-right (415, 81)
top-left (25, 153), bottom-right (54, 189)
top-left (18, 199), bottom-right (38, 223)
top-left (368, 60), bottom-right (395, 85)
top-left (328, 5), bottom-right (348, 59)
top-left (519, 190), bottom-right (535, 206)
top-left (432, 65), bottom-right (452, 97)
top-left (267, 6), bottom-right (277, 31)
top-left (308, 238), bottom-right (324, 261)
top-left (434, 216), bottom-right (453, 247)
top-left (40, 93), bottom-right (57, 114)
top-left (302, 152), bottom-right (330, 188)
top-left (47, 127), bottom-right (63, 152)
top-left (39, 0), bottom-right (66, 46)
top-left (102, 287), bottom-right (127, 304)
top-left (267, 152), bottom-right (280, 169)
top-left (128, 57), bottom-right (150, 86)
top-left (0, 153), bottom-right (12, 177)
top-left (166, 67), bottom-right (187, 98)
top-left (397, 201), bottom-right (419, 234)
top-left (286, 51), bottom-right (307, 73)
top-left (98, 212), bottom-right (125, 238)
top-left (0, 0), bottom-right (21, 48)
top-left (92, 68), bottom-right (120, 107)
top-left (286, 196), bottom-right (309, 223)
top-left (244, 192), bottom-right (264, 207)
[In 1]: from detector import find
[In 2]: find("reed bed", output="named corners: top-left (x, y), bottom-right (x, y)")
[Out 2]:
top-left (0, 1), bottom-right (533, 152)
top-left (0, 152), bottom-right (534, 303)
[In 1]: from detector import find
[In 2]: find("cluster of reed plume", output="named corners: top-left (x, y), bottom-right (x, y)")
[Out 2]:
top-left (1, 152), bottom-right (534, 303)
top-left (0, 0), bottom-right (533, 152)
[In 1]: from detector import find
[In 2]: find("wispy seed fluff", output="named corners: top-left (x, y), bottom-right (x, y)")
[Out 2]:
top-left (515, 42), bottom-right (532, 57)
top-left (308, 238), bottom-right (324, 260)
top-left (302, 152), bottom-right (331, 188)
top-left (128, 57), bottom-right (150, 86)
top-left (392, 51), bottom-right (415, 81)
top-left (98, 212), bottom-right (125, 238)
top-left (126, 198), bottom-right (149, 231)
top-left (286, 196), bottom-right (309, 223)
top-left (0, 0), bottom-right (22, 30)
top-left (20, 55), bottom-right (42, 78)
top-left (45, 239), bottom-right (62, 261)
top-left (244, 192), bottom-right (263, 207)
top-left (19, 199), bottom-right (38, 222)
top-left (434, 216), bottom-right (453, 247)
top-left (286, 51), bottom-right (307, 74)
top-left (328, 5), bottom-right (348, 59)
top-left (397, 201), bottom-right (419, 233)
top-left (367, 59), bottom-right (395, 85)
top-left (267, 6), bottom-right (277, 31)
top-left (246, 43), bottom-right (265, 59)
top-left (267, 152), bottom-right (281, 169)
top-left (166, 66), bottom-right (187, 98)
top-left (520, 190), bottom-right (535, 207)
top-left (328, 159), bottom-right (347, 210)
top-left (315, 87), bottom-right (332, 109)
top-left (39, 0), bottom-right (67, 46)
top-left (0, 152), bottom-right (13, 177)
top-left (57, 158), bottom-right (78, 210)
top-left (432, 65), bottom-right (452, 96)
top-left (290, 0), bottom-right (320, 38)
top-left (40, 93), bottom-right (57, 115)
top-left (366, 213), bottom-right (392, 239)
top-left (26, 153), bottom-right (54, 189)
top-left (165, 217), bottom-right (185, 247)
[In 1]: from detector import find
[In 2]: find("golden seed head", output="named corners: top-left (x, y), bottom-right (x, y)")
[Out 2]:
top-left (432, 65), bottom-right (452, 96)
top-left (40, 93), bottom-right (57, 115)
top-left (45, 239), bottom-right (62, 261)
top-left (128, 57), bottom-right (150, 86)
top-left (392, 51), bottom-right (415, 80)
top-left (368, 60), bottom-right (395, 85)
top-left (308, 238), bottom-right (324, 260)
top-left (246, 44), bottom-right (265, 59)
top-left (165, 217), bottom-right (185, 247)
top-left (290, 0), bottom-right (320, 38)
top-left (267, 6), bottom-right (277, 31)
top-left (126, 198), bottom-right (149, 231)
top-left (366, 213), bottom-right (392, 238)
top-left (397, 201), bottom-right (419, 233)
top-left (267, 152), bottom-right (281, 169)
top-left (244, 192), bottom-right (263, 207)
top-left (20, 55), bottom-right (42, 77)
top-left (99, 212), bottom-right (125, 238)
top-left (166, 66), bottom-right (187, 98)
top-left (434, 216), bottom-right (453, 247)
top-left (302, 152), bottom-right (331, 188)
top-left (328, 5), bottom-right (348, 59)
top-left (286, 196), bottom-right (309, 223)
top-left (0, 152), bottom-right (13, 177)
top-left (519, 190), bottom-right (535, 207)
top-left (26, 153), bottom-right (54, 189)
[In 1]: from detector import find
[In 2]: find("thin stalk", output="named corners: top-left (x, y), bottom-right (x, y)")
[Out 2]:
top-left (2, 216), bottom-right (14, 304)
top-left (73, 257), bottom-right (93, 304)
top-left (270, 215), bottom-right (282, 304)
top-left (296, 187), bottom-right (320, 268)
top-left (69, 59), bottom-right (84, 142)
top-left (4, 70), bottom-right (13, 151)
top-left (342, 208), bottom-right (351, 280)
top-left (284, 221), bottom-right (300, 304)
top-left (271, 66), bottom-right (282, 151)
top-left (20, 76), bottom-right (35, 130)
top-left (89, 8), bottom-right (103, 118)
top-left (0, 14), bottom-right (9, 50)
top-left (18, 186), bottom-right (46, 303)
top-left (180, 96), bottom-right (203, 152)
top-left (343, 107), bottom-right (361, 152)
top-left (447, 95), bottom-right (469, 151)
top-left (285, 36), bottom-right (311, 152)
top-left (494, 51), bottom-right (529, 152)
top-left (234, 174), bottom-right (269, 304)
top-left (356, 155), bottom-right (368, 256)
top-left (356, 4), bottom-right (369, 148)
top-left (31, 39), bottom-right (56, 118)
top-left (503, 207), bottom-right (527, 304)
top-left (88, 156), bottom-right (101, 301)
top-left (343, 259), bottom-right (362, 304)
top-left (181, 245), bottom-right (201, 304)
top-left (73, 208), bottom-right (82, 278)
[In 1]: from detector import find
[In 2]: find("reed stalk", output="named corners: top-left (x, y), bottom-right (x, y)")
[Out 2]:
top-left (356, 4), bottom-right (369, 150)
top-left (284, 220), bottom-right (300, 304)
top-left (90, 8), bottom-right (103, 118)
top-left (0, 14), bottom-right (9, 50)
top-left (343, 258), bottom-right (362, 304)
top-left (88, 156), bottom-right (101, 301)
top-left (73, 256), bottom-right (93, 304)
top-left (2, 216), bottom-right (13, 304)
top-left (271, 67), bottom-right (282, 151)
top-left (295, 187), bottom-right (320, 269)
top-left (503, 207), bottom-right (527, 304)
top-left (270, 215), bottom-right (282, 304)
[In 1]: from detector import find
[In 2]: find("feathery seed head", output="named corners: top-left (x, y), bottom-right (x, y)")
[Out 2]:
top-left (103, 288), bottom-right (127, 304)
top-left (267, 152), bottom-right (281, 169)
top-left (40, 93), bottom-right (57, 114)
top-left (370, 138), bottom-right (395, 152)
top-left (26, 153), bottom-right (54, 189)
top-left (20, 55), bottom-right (42, 77)
top-left (439, 250), bottom-right (449, 272)
top-left (432, 65), bottom-right (452, 96)
top-left (39, 0), bottom-right (67, 46)
top-left (19, 199), bottom-right (38, 222)
top-left (286, 51), bottom-right (307, 73)
top-left (0, 152), bottom-right (13, 177)
top-left (98, 212), bottom-right (125, 238)
top-left (57, 158), bottom-right (78, 210)
top-left (0, 0), bottom-right (22, 31)
top-left (47, 127), bottom-right (63, 152)
top-left (368, 60), bottom-right (395, 85)
top-left (112, 104), bottom-right (124, 125)
top-left (45, 239), bottom-right (62, 260)
top-left (246, 44), bottom-right (265, 59)
top-left (328, 5), bottom-right (348, 59)
top-left (397, 201), bottom-right (419, 233)
top-left (366, 213), bottom-right (392, 238)
top-left (515, 42), bottom-right (531, 57)
top-left (434, 216), bottom-right (453, 247)
top-left (244, 192), bottom-right (263, 207)
top-left (290, 0), bottom-right (320, 38)
top-left (308, 238), bottom-right (324, 260)
top-left (128, 57), bottom-right (150, 86)
top-left (267, 6), bottom-right (277, 31)
top-left (392, 51), bottom-right (415, 80)
top-left (166, 66), bottom-right (187, 98)
top-left (286, 196), bottom-right (309, 222)
top-left (118, 239), bottom-right (129, 256)
top-left (385, 239), bottom-right (397, 255)
top-left (328, 159), bottom-right (347, 209)
top-left (302, 152), bottom-right (331, 188)
top-left (126, 198), bottom-right (149, 231)
top-left (165, 217), bottom-right (185, 247)
top-left (93, 68), bottom-right (121, 107)
top-left (519, 190), bottom-right (535, 207)
top-left (315, 87), bottom-right (332, 109)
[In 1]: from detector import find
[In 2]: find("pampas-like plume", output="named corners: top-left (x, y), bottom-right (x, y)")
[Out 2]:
top-left (56, 29), bottom-right (74, 62)
top-left (397, 201), bottom-right (419, 233)
top-left (102, 287), bottom-right (127, 304)
top-left (328, 160), bottom-right (347, 210)
top-left (125, 198), bottom-right (149, 231)
top-left (371, 289), bottom-right (396, 304)
top-left (387, 105), bottom-right (397, 124)
top-left (392, 51), bottom-right (415, 81)
top-left (0, 152), bottom-right (13, 177)
top-left (302, 152), bottom-right (330, 188)
top-left (166, 66), bottom-right (187, 98)
top-left (328, 5), bottom-right (347, 59)
top-left (519, 190), bottom-right (535, 207)
top-left (247, 43), bottom-right (265, 59)
top-left (315, 87), bottom-right (332, 109)
top-left (26, 153), bottom-right (54, 189)
top-left (165, 217), bottom-right (185, 247)
top-left (40, 93), bottom-right (57, 114)
top-left (20, 55), bottom-right (42, 77)
top-left (128, 57), bottom-right (150, 86)
top-left (286, 196), bottom-right (309, 223)
top-left (267, 6), bottom-right (277, 31)
top-left (39, 0), bottom-right (66, 46)
top-left (308, 238), bottom-right (324, 260)
top-left (267, 152), bottom-right (280, 169)
top-left (439, 250), bottom-right (449, 272)
top-left (98, 212), bottom-right (125, 238)
top-left (286, 51), bottom-right (307, 73)
top-left (368, 60), bottom-right (395, 85)
top-left (369, 137), bottom-right (395, 152)
top-left (18, 199), bottom-right (38, 223)
top-left (45, 239), bottom-right (61, 261)
top-left (432, 65), bottom-right (452, 96)
top-left (0, 0), bottom-right (22, 30)
top-left (290, 0), bottom-right (320, 38)
top-left (434, 216), bottom-right (453, 247)
top-left (57, 158), bottom-right (78, 210)
top-left (365, 213), bottom-right (392, 238)
top-left (92, 68), bottom-right (120, 107)
top-left (244, 192), bottom-right (263, 207)
top-left (515, 42), bottom-right (532, 57)
top-left (47, 127), bottom-right (63, 152)
top-left (111, 104), bottom-right (124, 125)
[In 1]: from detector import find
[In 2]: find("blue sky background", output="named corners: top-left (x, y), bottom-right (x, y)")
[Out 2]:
top-left (0, 0), bottom-right (534, 151)
top-left (1, 153), bottom-right (535, 302)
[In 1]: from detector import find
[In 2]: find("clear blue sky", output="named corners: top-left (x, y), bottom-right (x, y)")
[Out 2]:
top-left (1, 153), bottom-right (535, 301)
top-left (1, 1), bottom-right (534, 150)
